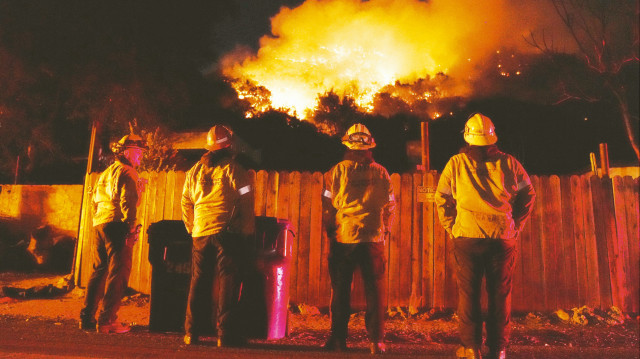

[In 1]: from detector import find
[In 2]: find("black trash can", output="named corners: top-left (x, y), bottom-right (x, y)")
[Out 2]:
top-left (147, 220), bottom-right (192, 333)
top-left (241, 216), bottom-right (295, 339)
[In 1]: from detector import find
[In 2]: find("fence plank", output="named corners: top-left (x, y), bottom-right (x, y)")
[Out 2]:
top-left (581, 175), bottom-right (601, 307)
top-left (256, 170), bottom-right (269, 217)
top-left (601, 177), bottom-right (624, 309)
top-left (128, 172), bottom-right (146, 291)
top-left (296, 172), bottom-right (313, 303)
top-left (247, 169), bottom-right (256, 212)
top-left (433, 196), bottom-right (447, 309)
top-left (514, 191), bottom-right (532, 311)
top-left (142, 171), bottom-right (167, 292)
top-left (276, 172), bottom-right (290, 221)
top-left (265, 171), bottom-right (279, 218)
top-left (569, 176), bottom-right (588, 306)
top-left (308, 172), bottom-right (323, 306)
top-left (590, 176), bottom-right (614, 308)
top-left (388, 173), bottom-right (402, 307)
top-left (623, 176), bottom-right (639, 313)
top-left (443, 219), bottom-right (457, 309)
top-left (163, 171), bottom-right (176, 221)
top-left (288, 171), bottom-right (302, 303)
top-left (128, 172), bottom-right (153, 291)
top-left (381, 171), bottom-right (391, 311)
top-left (512, 211), bottom-right (524, 311)
top-left (153, 172), bottom-right (167, 221)
top-left (514, 173), bottom-right (536, 312)
top-left (422, 172), bottom-right (436, 309)
top-left (612, 176), bottom-right (632, 312)
top-left (172, 171), bottom-right (186, 220)
top-left (137, 172), bottom-right (154, 294)
top-left (410, 173), bottom-right (423, 311)
top-left (558, 176), bottom-right (577, 309)
top-left (529, 175), bottom-right (546, 311)
top-left (544, 176), bottom-right (562, 309)
top-left (77, 173), bottom-right (99, 288)
top-left (399, 174), bottom-right (413, 306)
top-left (129, 172), bottom-right (155, 292)
top-left (319, 223), bottom-right (333, 308)
top-left (315, 171), bottom-right (332, 308)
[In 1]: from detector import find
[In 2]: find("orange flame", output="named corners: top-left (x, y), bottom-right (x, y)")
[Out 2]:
top-left (221, 0), bottom-right (570, 121)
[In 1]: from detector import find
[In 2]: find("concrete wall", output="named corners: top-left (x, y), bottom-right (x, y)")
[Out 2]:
top-left (0, 184), bottom-right (84, 241)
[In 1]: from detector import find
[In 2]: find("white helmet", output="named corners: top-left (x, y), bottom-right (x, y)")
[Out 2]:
top-left (341, 124), bottom-right (376, 150)
top-left (463, 113), bottom-right (497, 146)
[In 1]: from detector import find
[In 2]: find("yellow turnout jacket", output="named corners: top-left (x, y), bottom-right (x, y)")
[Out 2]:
top-left (181, 150), bottom-right (255, 238)
top-left (92, 159), bottom-right (140, 229)
top-left (435, 147), bottom-right (535, 239)
top-left (322, 150), bottom-right (396, 244)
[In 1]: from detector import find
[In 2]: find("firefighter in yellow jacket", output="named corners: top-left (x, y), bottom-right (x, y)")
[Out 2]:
top-left (435, 114), bottom-right (536, 359)
top-left (80, 134), bottom-right (146, 334)
top-left (322, 124), bottom-right (396, 355)
top-left (181, 125), bottom-right (255, 347)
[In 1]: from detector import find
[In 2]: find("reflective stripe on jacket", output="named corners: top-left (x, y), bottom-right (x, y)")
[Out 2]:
top-left (181, 153), bottom-right (255, 238)
top-left (323, 153), bottom-right (396, 244)
top-left (92, 160), bottom-right (139, 229)
top-left (435, 151), bottom-right (535, 239)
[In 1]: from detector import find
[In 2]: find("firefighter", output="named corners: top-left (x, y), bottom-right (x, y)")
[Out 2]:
top-left (322, 123), bottom-right (396, 355)
top-left (435, 114), bottom-right (536, 359)
top-left (79, 134), bottom-right (147, 334)
top-left (181, 125), bottom-right (255, 347)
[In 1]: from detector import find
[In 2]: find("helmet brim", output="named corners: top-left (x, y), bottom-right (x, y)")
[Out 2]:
top-left (342, 140), bottom-right (376, 150)
top-left (464, 133), bottom-right (497, 146)
top-left (205, 142), bottom-right (231, 152)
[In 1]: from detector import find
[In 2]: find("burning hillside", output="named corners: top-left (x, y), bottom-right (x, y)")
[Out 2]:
top-left (221, 0), bottom-right (572, 128)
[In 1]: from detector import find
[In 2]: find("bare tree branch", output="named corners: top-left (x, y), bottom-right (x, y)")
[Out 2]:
top-left (538, 0), bottom-right (640, 160)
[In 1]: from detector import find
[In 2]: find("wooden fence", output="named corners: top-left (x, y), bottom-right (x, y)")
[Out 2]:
top-left (74, 171), bottom-right (639, 313)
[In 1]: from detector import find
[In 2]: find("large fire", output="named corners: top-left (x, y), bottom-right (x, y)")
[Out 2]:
top-left (221, 0), bottom-right (569, 124)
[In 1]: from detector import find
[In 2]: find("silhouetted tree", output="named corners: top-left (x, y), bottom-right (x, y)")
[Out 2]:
top-left (312, 91), bottom-right (362, 136)
top-left (528, 0), bottom-right (640, 161)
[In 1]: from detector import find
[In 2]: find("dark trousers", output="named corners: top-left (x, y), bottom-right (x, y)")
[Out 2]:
top-left (80, 222), bottom-right (133, 325)
top-left (328, 241), bottom-right (386, 343)
top-left (453, 237), bottom-right (517, 351)
top-left (184, 232), bottom-right (244, 338)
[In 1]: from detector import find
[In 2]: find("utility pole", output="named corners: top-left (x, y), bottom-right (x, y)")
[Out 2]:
top-left (421, 121), bottom-right (430, 172)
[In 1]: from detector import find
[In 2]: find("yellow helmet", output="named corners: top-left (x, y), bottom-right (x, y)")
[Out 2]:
top-left (205, 125), bottom-right (233, 151)
top-left (463, 113), bottom-right (497, 146)
top-left (341, 123), bottom-right (376, 150)
top-left (110, 134), bottom-right (147, 154)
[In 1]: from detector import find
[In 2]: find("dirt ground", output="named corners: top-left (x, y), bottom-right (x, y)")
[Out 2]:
top-left (0, 272), bottom-right (638, 355)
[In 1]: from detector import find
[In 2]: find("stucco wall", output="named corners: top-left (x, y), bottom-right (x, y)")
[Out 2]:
top-left (0, 185), bottom-right (84, 240)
